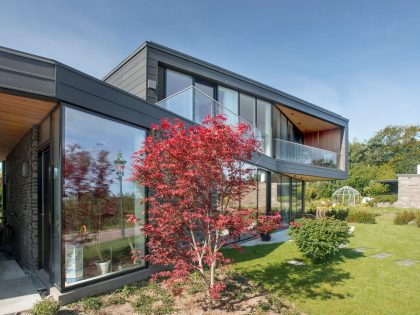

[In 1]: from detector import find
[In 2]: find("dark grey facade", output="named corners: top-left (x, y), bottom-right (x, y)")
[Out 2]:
top-left (0, 42), bottom-right (348, 303)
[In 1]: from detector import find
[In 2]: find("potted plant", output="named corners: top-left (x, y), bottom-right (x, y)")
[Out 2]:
top-left (94, 233), bottom-right (112, 275)
top-left (255, 213), bottom-right (282, 242)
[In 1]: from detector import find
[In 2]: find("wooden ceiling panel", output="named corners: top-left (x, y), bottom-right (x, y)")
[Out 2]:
top-left (0, 93), bottom-right (56, 160)
top-left (278, 105), bottom-right (337, 133)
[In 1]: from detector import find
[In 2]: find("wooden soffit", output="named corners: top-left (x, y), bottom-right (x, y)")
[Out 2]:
top-left (0, 92), bottom-right (56, 160)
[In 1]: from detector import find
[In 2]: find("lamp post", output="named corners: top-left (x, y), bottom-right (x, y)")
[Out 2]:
top-left (114, 151), bottom-right (126, 238)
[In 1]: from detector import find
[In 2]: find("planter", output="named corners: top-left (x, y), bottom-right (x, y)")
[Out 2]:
top-left (95, 260), bottom-right (110, 275)
top-left (260, 233), bottom-right (271, 241)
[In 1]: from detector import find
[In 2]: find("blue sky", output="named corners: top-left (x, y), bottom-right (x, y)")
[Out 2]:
top-left (1, 0), bottom-right (419, 141)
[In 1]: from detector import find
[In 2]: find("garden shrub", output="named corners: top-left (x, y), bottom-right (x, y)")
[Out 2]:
top-left (347, 211), bottom-right (376, 224)
top-left (30, 299), bottom-right (60, 315)
top-left (374, 194), bottom-right (397, 204)
top-left (305, 207), bottom-right (349, 221)
top-left (394, 210), bottom-right (417, 225)
top-left (289, 217), bottom-right (351, 263)
top-left (416, 212), bottom-right (420, 227)
top-left (363, 182), bottom-right (389, 197)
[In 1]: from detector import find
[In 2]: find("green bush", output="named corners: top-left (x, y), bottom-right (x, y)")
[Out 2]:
top-left (347, 211), bottom-right (376, 224)
top-left (305, 207), bottom-right (349, 221)
top-left (374, 194), bottom-right (398, 204)
top-left (416, 212), bottom-right (420, 227)
top-left (30, 298), bottom-right (60, 315)
top-left (363, 182), bottom-right (389, 197)
top-left (289, 217), bottom-right (351, 263)
top-left (394, 210), bottom-right (417, 225)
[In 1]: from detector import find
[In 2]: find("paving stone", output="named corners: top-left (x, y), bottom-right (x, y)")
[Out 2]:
top-left (371, 252), bottom-right (393, 259)
top-left (287, 260), bottom-right (305, 266)
top-left (395, 259), bottom-right (418, 266)
top-left (339, 243), bottom-right (349, 248)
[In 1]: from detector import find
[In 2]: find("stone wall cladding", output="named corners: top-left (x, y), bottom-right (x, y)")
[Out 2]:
top-left (396, 175), bottom-right (420, 209)
top-left (5, 125), bottom-right (39, 270)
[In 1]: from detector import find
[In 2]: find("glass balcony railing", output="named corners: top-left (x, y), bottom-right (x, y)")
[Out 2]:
top-left (156, 86), bottom-right (271, 155)
top-left (275, 138), bottom-right (343, 170)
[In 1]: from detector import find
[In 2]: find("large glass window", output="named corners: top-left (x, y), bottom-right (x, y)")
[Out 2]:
top-left (280, 175), bottom-right (291, 223)
top-left (165, 69), bottom-right (193, 120)
top-left (257, 170), bottom-right (268, 215)
top-left (194, 81), bottom-right (214, 123)
top-left (239, 93), bottom-right (256, 126)
top-left (257, 99), bottom-right (272, 156)
top-left (62, 107), bottom-right (146, 287)
top-left (239, 164), bottom-right (258, 211)
top-left (217, 86), bottom-right (239, 126)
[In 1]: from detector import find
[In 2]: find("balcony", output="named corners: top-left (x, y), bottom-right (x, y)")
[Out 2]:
top-left (275, 138), bottom-right (344, 170)
top-left (156, 86), bottom-right (271, 155)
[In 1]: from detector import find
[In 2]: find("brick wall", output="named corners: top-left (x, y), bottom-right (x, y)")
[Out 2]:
top-left (5, 125), bottom-right (39, 270)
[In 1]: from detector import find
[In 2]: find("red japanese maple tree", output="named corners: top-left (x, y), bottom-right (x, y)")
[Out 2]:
top-left (129, 115), bottom-right (280, 303)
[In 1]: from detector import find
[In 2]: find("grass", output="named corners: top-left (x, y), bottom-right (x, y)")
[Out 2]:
top-left (224, 209), bottom-right (420, 315)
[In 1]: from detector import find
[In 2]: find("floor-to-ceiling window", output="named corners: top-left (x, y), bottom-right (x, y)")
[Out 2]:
top-left (271, 173), bottom-right (304, 224)
top-left (165, 69), bottom-right (193, 120)
top-left (257, 170), bottom-right (269, 215)
top-left (194, 80), bottom-right (214, 123)
top-left (62, 106), bottom-right (146, 287)
top-left (257, 99), bottom-right (272, 156)
top-left (217, 86), bottom-right (239, 126)
top-left (239, 93), bottom-right (256, 126)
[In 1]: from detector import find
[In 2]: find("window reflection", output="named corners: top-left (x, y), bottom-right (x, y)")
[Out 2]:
top-left (63, 107), bottom-right (146, 286)
top-left (165, 69), bottom-right (193, 120)
top-left (217, 86), bottom-right (239, 126)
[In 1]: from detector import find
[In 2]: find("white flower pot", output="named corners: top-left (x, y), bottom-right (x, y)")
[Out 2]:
top-left (95, 260), bottom-right (110, 275)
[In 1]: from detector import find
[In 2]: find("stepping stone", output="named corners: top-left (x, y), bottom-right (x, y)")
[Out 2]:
top-left (287, 260), bottom-right (305, 266)
top-left (348, 226), bottom-right (355, 234)
top-left (339, 244), bottom-right (348, 248)
top-left (395, 259), bottom-right (418, 266)
top-left (371, 252), bottom-right (392, 259)
top-left (352, 247), bottom-right (366, 253)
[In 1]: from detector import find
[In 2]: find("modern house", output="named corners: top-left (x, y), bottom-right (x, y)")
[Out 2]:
top-left (0, 41), bottom-right (348, 302)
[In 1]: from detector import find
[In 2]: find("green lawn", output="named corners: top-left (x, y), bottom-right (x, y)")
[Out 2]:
top-left (224, 210), bottom-right (420, 315)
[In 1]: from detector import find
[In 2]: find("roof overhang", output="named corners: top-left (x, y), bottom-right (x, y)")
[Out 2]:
top-left (0, 92), bottom-right (56, 159)
top-left (277, 104), bottom-right (339, 133)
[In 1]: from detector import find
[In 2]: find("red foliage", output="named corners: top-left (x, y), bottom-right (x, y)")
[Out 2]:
top-left (129, 115), bottom-right (280, 303)
top-left (289, 220), bottom-right (302, 228)
top-left (255, 213), bottom-right (282, 235)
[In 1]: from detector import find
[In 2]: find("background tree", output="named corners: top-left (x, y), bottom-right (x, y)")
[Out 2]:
top-left (306, 124), bottom-right (419, 200)
top-left (129, 115), bottom-right (280, 305)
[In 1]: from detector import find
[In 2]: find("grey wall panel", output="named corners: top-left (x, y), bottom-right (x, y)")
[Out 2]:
top-left (55, 64), bottom-right (193, 130)
top-left (276, 160), bottom-right (348, 180)
top-left (104, 46), bottom-right (147, 100)
top-left (0, 50), bottom-right (55, 78)
top-left (0, 68), bottom-right (55, 97)
top-left (0, 49), bottom-right (55, 96)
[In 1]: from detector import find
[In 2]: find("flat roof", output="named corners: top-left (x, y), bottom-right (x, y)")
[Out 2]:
top-left (104, 41), bottom-right (348, 123)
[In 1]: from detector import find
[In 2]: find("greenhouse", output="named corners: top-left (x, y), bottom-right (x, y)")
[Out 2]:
top-left (332, 186), bottom-right (361, 205)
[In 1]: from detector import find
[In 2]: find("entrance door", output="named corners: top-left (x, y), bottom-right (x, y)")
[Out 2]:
top-left (38, 148), bottom-right (51, 272)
